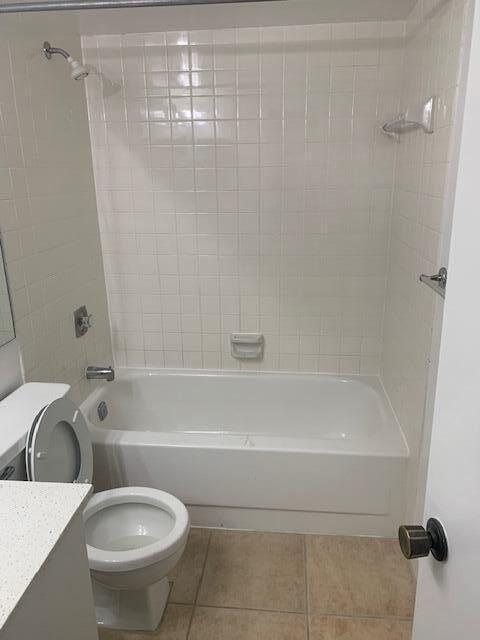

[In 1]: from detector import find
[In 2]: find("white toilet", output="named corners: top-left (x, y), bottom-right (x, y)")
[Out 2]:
top-left (0, 384), bottom-right (190, 631)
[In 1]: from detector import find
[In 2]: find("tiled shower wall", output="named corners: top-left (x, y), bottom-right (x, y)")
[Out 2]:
top-left (83, 22), bottom-right (404, 372)
top-left (0, 17), bottom-right (112, 402)
top-left (0, 248), bottom-right (14, 343)
top-left (381, 0), bottom-right (472, 520)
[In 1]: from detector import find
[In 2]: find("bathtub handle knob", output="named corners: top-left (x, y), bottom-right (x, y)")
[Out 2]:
top-left (398, 518), bottom-right (448, 562)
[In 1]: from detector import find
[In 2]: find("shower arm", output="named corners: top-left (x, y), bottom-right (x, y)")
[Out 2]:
top-left (0, 0), bottom-right (280, 14)
top-left (43, 43), bottom-right (71, 60)
top-left (42, 41), bottom-right (90, 79)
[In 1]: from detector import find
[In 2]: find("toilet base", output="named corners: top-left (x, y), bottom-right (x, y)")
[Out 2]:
top-left (92, 576), bottom-right (170, 631)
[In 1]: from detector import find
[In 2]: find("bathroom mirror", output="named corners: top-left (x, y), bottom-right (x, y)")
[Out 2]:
top-left (0, 236), bottom-right (15, 347)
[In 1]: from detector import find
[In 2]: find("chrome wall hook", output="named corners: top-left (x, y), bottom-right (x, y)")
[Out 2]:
top-left (382, 96), bottom-right (436, 140)
top-left (419, 267), bottom-right (447, 298)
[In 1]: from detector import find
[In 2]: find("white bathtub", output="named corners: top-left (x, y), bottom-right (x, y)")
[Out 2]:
top-left (82, 369), bottom-right (409, 537)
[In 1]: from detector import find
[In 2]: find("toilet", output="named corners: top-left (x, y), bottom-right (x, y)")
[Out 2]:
top-left (0, 384), bottom-right (190, 632)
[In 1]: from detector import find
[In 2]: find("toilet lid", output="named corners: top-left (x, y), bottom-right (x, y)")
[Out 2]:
top-left (26, 397), bottom-right (93, 484)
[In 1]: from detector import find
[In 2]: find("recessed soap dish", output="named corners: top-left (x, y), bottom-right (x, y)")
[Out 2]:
top-left (231, 333), bottom-right (264, 360)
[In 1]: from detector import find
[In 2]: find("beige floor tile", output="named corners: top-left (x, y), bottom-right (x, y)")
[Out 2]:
top-left (309, 614), bottom-right (412, 639)
top-left (189, 606), bottom-right (306, 640)
top-left (197, 530), bottom-right (306, 611)
top-left (306, 536), bottom-right (415, 618)
top-left (169, 528), bottom-right (211, 604)
top-left (97, 604), bottom-right (193, 640)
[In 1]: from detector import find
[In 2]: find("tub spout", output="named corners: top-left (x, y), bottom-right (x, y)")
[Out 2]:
top-left (86, 365), bottom-right (115, 382)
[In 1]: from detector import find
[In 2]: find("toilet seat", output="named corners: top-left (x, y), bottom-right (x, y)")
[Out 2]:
top-left (84, 486), bottom-right (190, 572)
top-left (25, 397), bottom-right (189, 574)
top-left (26, 397), bottom-right (93, 484)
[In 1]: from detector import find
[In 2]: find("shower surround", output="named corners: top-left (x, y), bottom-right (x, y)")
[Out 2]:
top-left (83, 22), bottom-right (403, 373)
top-left (82, 0), bottom-right (472, 525)
top-left (381, 0), bottom-right (473, 521)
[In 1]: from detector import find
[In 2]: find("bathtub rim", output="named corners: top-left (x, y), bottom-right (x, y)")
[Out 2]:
top-left (81, 368), bottom-right (410, 459)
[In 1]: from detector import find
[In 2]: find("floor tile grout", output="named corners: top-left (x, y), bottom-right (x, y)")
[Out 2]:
top-left (305, 611), bottom-right (414, 622)
top-left (188, 602), bottom-right (413, 621)
top-left (185, 528), bottom-right (212, 640)
top-left (193, 529), bottom-right (212, 605)
top-left (192, 603), bottom-right (307, 615)
top-left (303, 535), bottom-right (310, 640)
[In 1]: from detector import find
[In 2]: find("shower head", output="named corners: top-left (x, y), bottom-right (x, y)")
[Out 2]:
top-left (43, 41), bottom-right (89, 80)
top-left (68, 57), bottom-right (89, 80)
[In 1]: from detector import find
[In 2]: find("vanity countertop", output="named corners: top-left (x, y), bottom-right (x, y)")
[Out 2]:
top-left (0, 480), bottom-right (91, 629)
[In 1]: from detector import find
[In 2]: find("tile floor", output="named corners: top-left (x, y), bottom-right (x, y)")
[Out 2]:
top-left (98, 528), bottom-right (415, 640)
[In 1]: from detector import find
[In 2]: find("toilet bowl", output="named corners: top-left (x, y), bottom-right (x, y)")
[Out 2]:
top-left (3, 386), bottom-right (190, 632)
top-left (84, 486), bottom-right (189, 630)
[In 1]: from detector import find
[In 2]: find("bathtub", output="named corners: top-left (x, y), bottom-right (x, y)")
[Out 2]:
top-left (82, 369), bottom-right (409, 537)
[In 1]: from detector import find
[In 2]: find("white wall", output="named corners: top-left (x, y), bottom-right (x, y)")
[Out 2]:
top-left (381, 0), bottom-right (472, 521)
top-left (0, 340), bottom-right (22, 399)
top-left (83, 21), bottom-right (404, 372)
top-left (0, 239), bottom-right (14, 343)
top-left (0, 14), bottom-right (112, 403)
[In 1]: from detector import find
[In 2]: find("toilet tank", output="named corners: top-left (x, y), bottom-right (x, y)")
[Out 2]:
top-left (0, 382), bottom-right (70, 481)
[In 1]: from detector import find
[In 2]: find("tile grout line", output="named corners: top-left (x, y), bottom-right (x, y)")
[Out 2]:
top-left (302, 611), bottom-right (414, 622)
top-left (193, 529), bottom-right (213, 604)
top-left (188, 602), bottom-right (413, 622)
top-left (193, 603), bottom-right (307, 615)
top-left (303, 535), bottom-right (310, 640)
top-left (185, 528), bottom-right (213, 640)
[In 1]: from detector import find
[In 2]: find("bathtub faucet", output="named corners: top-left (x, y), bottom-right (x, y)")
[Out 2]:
top-left (86, 365), bottom-right (115, 382)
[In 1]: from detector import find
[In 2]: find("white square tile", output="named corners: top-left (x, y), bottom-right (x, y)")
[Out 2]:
top-left (82, 10), bottom-right (466, 399)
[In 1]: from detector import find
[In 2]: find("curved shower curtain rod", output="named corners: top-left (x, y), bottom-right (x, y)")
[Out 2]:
top-left (0, 0), bottom-right (279, 13)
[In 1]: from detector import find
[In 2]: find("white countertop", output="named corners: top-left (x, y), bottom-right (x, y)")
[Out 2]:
top-left (0, 480), bottom-right (92, 629)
